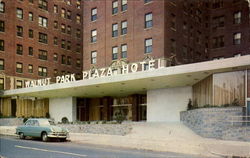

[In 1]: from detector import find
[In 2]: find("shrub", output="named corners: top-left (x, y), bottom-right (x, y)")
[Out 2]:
top-left (61, 117), bottom-right (69, 124)
top-left (45, 112), bottom-right (50, 118)
top-left (232, 98), bottom-right (240, 107)
top-left (23, 117), bottom-right (28, 123)
top-left (113, 110), bottom-right (126, 124)
top-left (187, 99), bottom-right (193, 110)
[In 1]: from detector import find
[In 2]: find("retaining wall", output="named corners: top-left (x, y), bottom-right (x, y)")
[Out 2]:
top-left (180, 107), bottom-right (250, 141)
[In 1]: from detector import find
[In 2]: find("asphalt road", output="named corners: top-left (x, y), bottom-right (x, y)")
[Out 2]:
top-left (0, 135), bottom-right (201, 158)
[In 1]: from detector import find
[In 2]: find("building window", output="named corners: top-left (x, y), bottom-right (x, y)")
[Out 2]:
top-left (38, 16), bottom-right (48, 28)
top-left (76, 44), bottom-right (80, 53)
top-left (38, 0), bottom-right (48, 11)
top-left (112, 1), bottom-right (118, 14)
top-left (16, 44), bottom-right (23, 55)
top-left (145, 13), bottom-right (152, 28)
top-left (54, 37), bottom-right (58, 45)
top-left (91, 8), bottom-right (97, 21)
top-left (28, 47), bottom-right (33, 56)
top-left (0, 78), bottom-right (4, 90)
top-left (212, 16), bottom-right (224, 29)
top-left (28, 64), bottom-right (33, 73)
top-left (54, 5), bottom-right (58, 13)
top-left (38, 49), bottom-right (47, 60)
top-left (54, 21), bottom-right (58, 29)
top-left (0, 40), bottom-right (4, 51)
top-left (171, 13), bottom-right (176, 29)
top-left (39, 32), bottom-right (48, 44)
top-left (234, 11), bottom-right (241, 24)
top-left (121, 21), bottom-right (127, 35)
top-left (121, 0), bottom-right (127, 12)
top-left (0, 2), bottom-right (5, 13)
top-left (67, 10), bottom-right (71, 19)
top-left (145, 38), bottom-right (152, 53)
top-left (67, 25), bottom-right (71, 34)
top-left (76, 29), bottom-right (81, 38)
top-left (91, 29), bottom-right (97, 43)
top-left (29, 12), bottom-right (33, 21)
top-left (29, 29), bottom-right (34, 38)
top-left (112, 46), bottom-right (118, 60)
top-left (76, 0), bottom-right (81, 9)
top-left (112, 23), bottom-right (118, 37)
top-left (67, 56), bottom-right (71, 65)
top-left (121, 44), bottom-right (127, 58)
top-left (16, 62), bottom-right (23, 73)
top-left (0, 20), bottom-right (4, 32)
top-left (54, 69), bottom-right (58, 76)
top-left (212, 36), bottom-right (224, 48)
top-left (170, 39), bottom-right (176, 53)
top-left (0, 59), bottom-right (4, 70)
top-left (61, 55), bottom-right (66, 64)
top-left (66, 0), bottom-right (71, 5)
top-left (61, 24), bottom-right (66, 33)
top-left (91, 51), bottom-right (97, 64)
top-left (38, 66), bottom-right (47, 77)
top-left (233, 33), bottom-right (241, 45)
top-left (212, 0), bottom-right (223, 9)
top-left (67, 41), bottom-right (71, 50)
top-left (76, 14), bottom-right (81, 24)
top-left (76, 59), bottom-right (81, 67)
top-left (16, 8), bottom-right (23, 19)
top-left (144, 0), bottom-right (152, 3)
top-left (17, 26), bottom-right (23, 37)
top-left (53, 53), bottom-right (58, 61)
top-left (61, 8), bottom-right (66, 18)
top-left (16, 80), bottom-right (23, 89)
top-left (61, 39), bottom-right (66, 49)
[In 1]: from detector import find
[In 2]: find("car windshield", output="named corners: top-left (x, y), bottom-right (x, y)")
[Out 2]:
top-left (39, 120), bottom-right (56, 126)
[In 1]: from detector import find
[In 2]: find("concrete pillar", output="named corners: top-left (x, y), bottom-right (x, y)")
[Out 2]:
top-left (49, 97), bottom-right (77, 123)
top-left (147, 86), bottom-right (192, 122)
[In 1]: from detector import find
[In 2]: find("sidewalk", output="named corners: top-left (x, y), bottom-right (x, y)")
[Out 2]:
top-left (1, 123), bottom-right (250, 157)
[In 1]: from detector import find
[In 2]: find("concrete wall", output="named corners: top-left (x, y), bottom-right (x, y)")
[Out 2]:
top-left (147, 86), bottom-right (192, 122)
top-left (49, 97), bottom-right (76, 123)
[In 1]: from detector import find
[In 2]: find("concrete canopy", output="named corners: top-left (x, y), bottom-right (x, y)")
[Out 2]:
top-left (3, 55), bottom-right (250, 99)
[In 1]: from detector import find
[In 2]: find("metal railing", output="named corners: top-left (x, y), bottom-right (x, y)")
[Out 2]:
top-left (230, 116), bottom-right (250, 126)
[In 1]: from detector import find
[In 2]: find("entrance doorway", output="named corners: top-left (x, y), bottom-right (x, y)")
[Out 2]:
top-left (11, 99), bottom-right (17, 117)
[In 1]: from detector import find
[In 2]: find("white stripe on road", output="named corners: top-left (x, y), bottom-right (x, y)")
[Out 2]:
top-left (15, 145), bottom-right (87, 157)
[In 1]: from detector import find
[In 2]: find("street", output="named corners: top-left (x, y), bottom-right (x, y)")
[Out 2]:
top-left (0, 135), bottom-right (202, 158)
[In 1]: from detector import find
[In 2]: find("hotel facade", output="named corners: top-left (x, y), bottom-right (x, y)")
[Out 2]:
top-left (0, 0), bottom-right (250, 123)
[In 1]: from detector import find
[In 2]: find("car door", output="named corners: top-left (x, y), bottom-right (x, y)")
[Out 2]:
top-left (32, 120), bottom-right (41, 137)
top-left (22, 120), bottom-right (33, 137)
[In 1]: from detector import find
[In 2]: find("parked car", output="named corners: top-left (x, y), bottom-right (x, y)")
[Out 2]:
top-left (16, 118), bottom-right (69, 142)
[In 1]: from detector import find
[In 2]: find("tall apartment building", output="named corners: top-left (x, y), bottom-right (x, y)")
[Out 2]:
top-left (207, 0), bottom-right (250, 59)
top-left (83, 0), bottom-right (250, 71)
top-left (0, 0), bottom-right (83, 91)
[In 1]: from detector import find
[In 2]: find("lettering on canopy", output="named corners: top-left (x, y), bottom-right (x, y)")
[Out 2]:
top-left (25, 74), bottom-right (76, 88)
top-left (82, 59), bottom-right (165, 79)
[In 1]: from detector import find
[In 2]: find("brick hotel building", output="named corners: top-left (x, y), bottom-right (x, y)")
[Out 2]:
top-left (0, 0), bottom-right (250, 123)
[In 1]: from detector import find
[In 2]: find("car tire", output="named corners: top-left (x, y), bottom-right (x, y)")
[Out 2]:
top-left (19, 132), bottom-right (25, 139)
top-left (42, 132), bottom-right (49, 142)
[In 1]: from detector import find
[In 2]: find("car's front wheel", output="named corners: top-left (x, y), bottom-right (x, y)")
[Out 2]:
top-left (41, 132), bottom-right (49, 142)
top-left (19, 132), bottom-right (25, 139)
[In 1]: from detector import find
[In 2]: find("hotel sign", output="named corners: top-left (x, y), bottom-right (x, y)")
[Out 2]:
top-left (83, 59), bottom-right (164, 79)
top-left (25, 59), bottom-right (165, 88)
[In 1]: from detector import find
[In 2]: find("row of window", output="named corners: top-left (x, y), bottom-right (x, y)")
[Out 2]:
top-left (212, 32), bottom-right (242, 48)
top-left (212, 11), bottom-right (242, 29)
top-left (90, 38), bottom-right (152, 64)
top-left (28, 0), bottom-right (81, 11)
top-left (16, 8), bottom-right (81, 24)
top-left (0, 60), bottom-right (80, 77)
